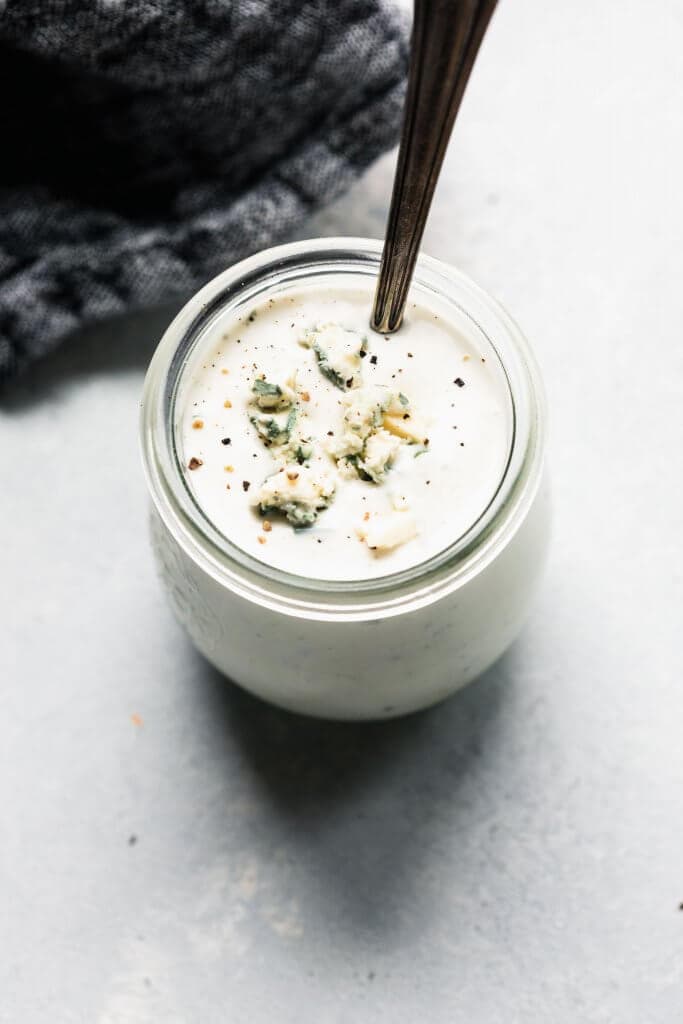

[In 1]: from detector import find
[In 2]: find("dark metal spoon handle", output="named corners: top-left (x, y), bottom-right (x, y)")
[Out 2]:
top-left (372, 0), bottom-right (498, 333)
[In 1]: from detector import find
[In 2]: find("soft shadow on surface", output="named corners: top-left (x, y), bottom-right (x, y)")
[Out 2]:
top-left (1, 303), bottom-right (180, 410)
top-left (193, 650), bottom-right (519, 933)
top-left (200, 663), bottom-right (509, 811)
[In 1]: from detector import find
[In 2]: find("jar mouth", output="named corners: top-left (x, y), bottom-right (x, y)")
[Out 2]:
top-left (140, 238), bottom-right (545, 618)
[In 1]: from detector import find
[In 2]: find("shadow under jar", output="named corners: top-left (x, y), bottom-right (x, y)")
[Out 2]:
top-left (140, 238), bottom-right (549, 720)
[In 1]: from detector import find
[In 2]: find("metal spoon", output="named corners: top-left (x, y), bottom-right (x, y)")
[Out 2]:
top-left (372, 0), bottom-right (498, 333)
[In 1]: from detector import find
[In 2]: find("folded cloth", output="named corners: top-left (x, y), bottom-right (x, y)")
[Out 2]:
top-left (0, 0), bottom-right (407, 383)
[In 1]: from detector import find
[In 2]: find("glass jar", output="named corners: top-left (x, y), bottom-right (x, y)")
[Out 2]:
top-left (140, 238), bottom-right (549, 720)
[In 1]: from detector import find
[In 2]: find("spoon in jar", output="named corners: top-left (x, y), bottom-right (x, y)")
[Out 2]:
top-left (372, 0), bottom-right (498, 334)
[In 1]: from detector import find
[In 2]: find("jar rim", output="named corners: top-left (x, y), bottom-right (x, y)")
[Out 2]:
top-left (140, 237), bottom-right (546, 621)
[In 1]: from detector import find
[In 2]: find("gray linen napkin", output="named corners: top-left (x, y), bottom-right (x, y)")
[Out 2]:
top-left (0, 0), bottom-right (407, 382)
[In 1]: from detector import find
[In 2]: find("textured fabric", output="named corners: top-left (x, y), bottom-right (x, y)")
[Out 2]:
top-left (0, 1), bottom-right (407, 382)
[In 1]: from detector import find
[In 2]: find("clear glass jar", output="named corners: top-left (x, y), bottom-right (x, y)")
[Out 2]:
top-left (140, 238), bottom-right (549, 720)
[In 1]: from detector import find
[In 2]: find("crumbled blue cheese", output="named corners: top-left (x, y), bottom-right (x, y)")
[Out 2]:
top-left (251, 374), bottom-right (297, 410)
top-left (256, 463), bottom-right (337, 527)
top-left (383, 408), bottom-right (429, 444)
top-left (300, 323), bottom-right (367, 390)
top-left (287, 428), bottom-right (314, 466)
top-left (357, 509), bottom-right (418, 551)
top-left (328, 385), bottom-right (425, 483)
top-left (357, 429), bottom-right (402, 484)
top-left (327, 386), bottom-right (390, 460)
top-left (381, 391), bottom-right (429, 445)
top-left (249, 374), bottom-right (314, 464)
top-left (249, 406), bottom-right (297, 447)
top-left (246, 330), bottom-right (427, 534)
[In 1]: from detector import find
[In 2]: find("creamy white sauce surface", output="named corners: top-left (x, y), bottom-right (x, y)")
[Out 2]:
top-left (177, 280), bottom-right (512, 581)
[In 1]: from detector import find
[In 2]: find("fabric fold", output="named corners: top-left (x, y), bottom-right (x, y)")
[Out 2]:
top-left (0, 0), bottom-right (408, 381)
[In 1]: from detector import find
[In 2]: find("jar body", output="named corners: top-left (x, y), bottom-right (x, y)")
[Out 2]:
top-left (149, 478), bottom-right (550, 720)
top-left (141, 238), bottom-right (549, 721)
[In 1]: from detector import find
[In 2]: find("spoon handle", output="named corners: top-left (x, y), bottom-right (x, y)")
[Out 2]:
top-left (372, 0), bottom-right (498, 333)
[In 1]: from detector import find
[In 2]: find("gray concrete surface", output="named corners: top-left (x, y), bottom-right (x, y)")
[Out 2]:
top-left (2, 2), bottom-right (682, 1021)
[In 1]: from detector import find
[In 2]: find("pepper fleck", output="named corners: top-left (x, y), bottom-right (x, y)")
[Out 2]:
top-left (370, 355), bottom-right (378, 365)
top-left (221, 437), bottom-right (231, 445)
top-left (454, 377), bottom-right (465, 387)
top-left (242, 480), bottom-right (251, 491)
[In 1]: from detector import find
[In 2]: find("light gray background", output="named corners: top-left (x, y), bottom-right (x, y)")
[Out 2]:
top-left (2, 2), bottom-right (682, 1021)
